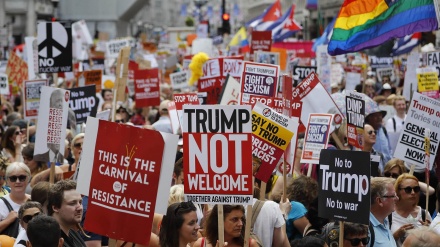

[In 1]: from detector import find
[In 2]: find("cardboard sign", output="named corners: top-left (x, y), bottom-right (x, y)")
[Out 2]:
top-left (251, 31), bottom-right (272, 56)
top-left (33, 87), bottom-right (70, 164)
top-left (345, 67), bottom-right (362, 92)
top-left (346, 91), bottom-right (365, 149)
top-left (376, 67), bottom-right (395, 84)
top-left (192, 38), bottom-right (214, 57)
top-left (254, 51), bottom-right (280, 65)
top-left (170, 71), bottom-right (189, 90)
top-left (318, 149), bottom-right (371, 224)
top-left (105, 38), bottom-right (134, 59)
top-left (0, 73), bottom-right (9, 95)
top-left (198, 58), bottom-right (222, 105)
top-left (68, 85), bottom-right (98, 123)
top-left (23, 79), bottom-right (48, 120)
top-left (240, 62), bottom-right (279, 104)
top-left (394, 92), bottom-right (440, 171)
top-left (172, 93), bottom-right (200, 133)
top-left (301, 114), bottom-right (333, 164)
top-left (291, 65), bottom-right (317, 86)
top-left (369, 56), bottom-right (393, 69)
top-left (183, 105), bottom-right (253, 205)
top-left (96, 110), bottom-right (111, 121)
top-left (223, 57), bottom-right (244, 79)
top-left (37, 22), bottom-right (73, 73)
top-left (134, 68), bottom-right (160, 107)
top-left (219, 75), bottom-right (241, 105)
top-left (403, 51), bottom-right (420, 101)
top-left (416, 67), bottom-right (439, 99)
top-left (80, 118), bottom-right (170, 245)
top-left (6, 51), bottom-right (28, 87)
top-left (79, 70), bottom-right (102, 92)
top-left (291, 72), bottom-right (344, 132)
top-left (252, 102), bottom-right (296, 182)
top-left (425, 51), bottom-right (440, 80)
top-left (25, 36), bottom-right (38, 80)
top-left (316, 45), bottom-right (332, 92)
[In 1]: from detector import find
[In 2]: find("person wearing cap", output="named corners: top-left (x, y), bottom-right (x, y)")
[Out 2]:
top-left (365, 104), bottom-right (392, 168)
top-left (363, 79), bottom-right (377, 99)
top-left (379, 83), bottom-right (393, 98)
top-left (152, 100), bottom-right (172, 134)
top-left (115, 102), bottom-right (132, 124)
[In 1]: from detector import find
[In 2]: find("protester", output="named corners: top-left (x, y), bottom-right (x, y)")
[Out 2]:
top-left (26, 214), bottom-right (64, 247)
top-left (48, 180), bottom-right (86, 247)
top-left (391, 174), bottom-right (432, 245)
top-left (21, 144), bottom-right (48, 193)
top-left (384, 95), bottom-right (406, 153)
top-left (402, 226), bottom-right (440, 247)
top-left (115, 102), bottom-right (132, 123)
top-left (193, 204), bottom-right (259, 247)
top-left (101, 89), bottom-right (113, 102)
top-left (363, 124), bottom-right (385, 175)
top-left (60, 133), bottom-right (84, 173)
top-left (0, 156), bottom-right (10, 197)
top-left (369, 177), bottom-right (398, 247)
top-left (365, 103), bottom-right (392, 166)
top-left (159, 202), bottom-right (200, 247)
top-left (152, 100), bottom-right (172, 134)
top-left (1, 126), bottom-right (24, 163)
top-left (30, 181), bottom-right (51, 214)
top-left (290, 235), bottom-right (328, 247)
top-left (14, 201), bottom-right (44, 247)
top-left (0, 162), bottom-right (31, 238)
top-left (172, 157), bottom-right (184, 185)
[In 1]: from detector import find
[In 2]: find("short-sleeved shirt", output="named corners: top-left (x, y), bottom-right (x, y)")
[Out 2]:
top-left (249, 198), bottom-right (285, 247)
top-left (368, 212), bottom-right (397, 247)
top-left (286, 201), bottom-right (307, 240)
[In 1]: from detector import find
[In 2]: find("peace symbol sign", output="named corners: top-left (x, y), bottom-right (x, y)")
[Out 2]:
top-left (38, 22), bottom-right (69, 58)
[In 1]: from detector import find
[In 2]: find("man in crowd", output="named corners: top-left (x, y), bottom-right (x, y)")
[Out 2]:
top-left (385, 95), bottom-right (406, 153)
top-left (27, 215), bottom-right (64, 247)
top-left (365, 105), bottom-right (392, 165)
top-left (152, 100), bottom-right (172, 133)
top-left (48, 180), bottom-right (86, 247)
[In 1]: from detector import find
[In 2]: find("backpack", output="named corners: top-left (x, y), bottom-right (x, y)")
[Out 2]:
top-left (250, 200), bottom-right (265, 247)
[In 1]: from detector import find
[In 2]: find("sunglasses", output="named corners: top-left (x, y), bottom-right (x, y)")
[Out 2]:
top-left (345, 237), bottom-right (369, 246)
top-left (399, 186), bottom-right (421, 194)
top-left (14, 130), bottom-right (23, 135)
top-left (22, 212), bottom-right (42, 223)
top-left (115, 120), bottom-right (125, 123)
top-left (8, 175), bottom-right (27, 183)
top-left (73, 143), bottom-right (83, 149)
top-left (367, 130), bottom-right (377, 135)
top-left (384, 172), bottom-right (400, 179)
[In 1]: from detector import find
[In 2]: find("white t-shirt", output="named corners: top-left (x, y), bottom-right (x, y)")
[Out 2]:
top-left (248, 198), bottom-right (285, 247)
top-left (13, 228), bottom-right (28, 247)
top-left (0, 194), bottom-right (22, 220)
top-left (385, 115), bottom-right (406, 133)
top-left (430, 214), bottom-right (440, 235)
top-left (391, 206), bottom-right (431, 246)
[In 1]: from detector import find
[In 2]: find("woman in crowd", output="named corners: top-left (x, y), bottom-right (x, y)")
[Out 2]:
top-left (391, 174), bottom-right (432, 245)
top-left (61, 133), bottom-right (84, 173)
top-left (160, 201), bottom-right (200, 247)
top-left (1, 125), bottom-right (24, 163)
top-left (0, 162), bottom-right (31, 238)
top-left (14, 201), bottom-right (44, 247)
top-left (21, 144), bottom-right (48, 193)
top-left (193, 204), bottom-right (259, 247)
top-left (363, 124), bottom-right (385, 175)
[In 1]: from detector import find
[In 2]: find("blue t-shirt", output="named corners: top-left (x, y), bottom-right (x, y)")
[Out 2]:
top-left (286, 201), bottom-right (308, 240)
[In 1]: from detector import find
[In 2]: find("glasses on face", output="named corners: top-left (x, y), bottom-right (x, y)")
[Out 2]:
top-left (117, 109), bottom-right (127, 114)
top-left (367, 130), bottom-right (377, 135)
top-left (8, 175), bottom-right (27, 183)
top-left (345, 237), bottom-right (370, 246)
top-left (14, 130), bottom-right (23, 135)
top-left (73, 143), bottom-right (83, 149)
top-left (22, 212), bottom-right (41, 223)
top-left (384, 172), bottom-right (400, 179)
top-left (115, 119), bottom-right (125, 123)
top-left (381, 194), bottom-right (398, 199)
top-left (399, 186), bottom-right (421, 194)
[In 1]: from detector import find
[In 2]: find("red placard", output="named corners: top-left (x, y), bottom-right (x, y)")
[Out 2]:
top-left (134, 68), bottom-right (160, 107)
top-left (6, 51), bottom-right (28, 87)
top-left (251, 31), bottom-right (272, 56)
top-left (173, 93), bottom-right (200, 110)
top-left (85, 121), bottom-right (164, 245)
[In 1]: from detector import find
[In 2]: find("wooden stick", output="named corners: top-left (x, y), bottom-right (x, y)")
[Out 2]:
top-left (53, 73), bottom-right (58, 88)
top-left (259, 182), bottom-right (266, 201)
top-left (26, 121), bottom-right (30, 145)
top-left (424, 129), bottom-right (431, 212)
top-left (49, 162), bottom-right (55, 184)
top-left (307, 163), bottom-right (313, 177)
top-left (409, 164), bottom-right (415, 175)
top-left (339, 221), bottom-right (344, 247)
top-left (108, 239), bottom-right (117, 247)
top-left (244, 204), bottom-right (252, 247)
top-left (282, 152), bottom-right (287, 202)
top-left (218, 205), bottom-right (225, 247)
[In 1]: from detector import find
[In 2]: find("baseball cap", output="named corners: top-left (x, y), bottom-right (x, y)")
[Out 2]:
top-left (382, 83), bottom-right (392, 90)
top-left (159, 100), bottom-right (170, 112)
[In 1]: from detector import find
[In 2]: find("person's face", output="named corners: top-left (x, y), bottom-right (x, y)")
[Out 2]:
top-left (10, 127), bottom-right (23, 142)
top-left (54, 189), bottom-right (83, 226)
top-left (343, 234), bottom-right (369, 247)
top-left (7, 168), bottom-right (29, 193)
top-left (252, 159), bottom-right (261, 175)
top-left (103, 91), bottom-right (113, 101)
top-left (23, 156), bottom-right (38, 172)
top-left (178, 211), bottom-right (200, 244)
top-left (394, 100), bottom-right (406, 113)
top-left (380, 183), bottom-right (398, 215)
top-left (397, 178), bottom-right (420, 204)
top-left (101, 103), bottom-right (112, 112)
top-left (21, 207), bottom-right (42, 230)
top-left (382, 77), bottom-right (390, 84)
top-left (367, 112), bottom-right (383, 130)
top-left (115, 113), bottom-right (126, 124)
top-left (384, 167), bottom-right (401, 179)
top-left (174, 171), bottom-right (184, 185)
top-left (363, 125), bottom-right (376, 146)
top-left (50, 92), bottom-right (63, 109)
top-left (72, 138), bottom-right (83, 161)
top-left (224, 209), bottom-right (244, 238)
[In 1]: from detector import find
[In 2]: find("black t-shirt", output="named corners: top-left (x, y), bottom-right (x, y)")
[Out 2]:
top-left (61, 229), bottom-right (86, 247)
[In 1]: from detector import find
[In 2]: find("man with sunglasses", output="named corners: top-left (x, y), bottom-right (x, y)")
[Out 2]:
top-left (14, 201), bottom-right (44, 247)
top-left (365, 105), bottom-right (392, 167)
top-left (344, 222), bottom-right (370, 247)
top-left (368, 177), bottom-right (398, 247)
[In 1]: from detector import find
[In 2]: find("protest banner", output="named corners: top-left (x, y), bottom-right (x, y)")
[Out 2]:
top-left (197, 92), bottom-right (207, 105)
top-left (218, 75), bottom-right (240, 105)
top-left (6, 51), bottom-right (28, 87)
top-left (344, 66), bottom-right (362, 91)
top-left (82, 58), bottom-right (105, 72)
top-left (416, 67), bottom-right (439, 99)
top-left (172, 93), bottom-right (200, 132)
top-left (72, 20), bottom-right (93, 60)
top-left (68, 85), bottom-right (98, 123)
top-left (301, 114), bottom-right (333, 164)
top-left (170, 71), bottom-right (189, 90)
top-left (254, 51), bottom-right (280, 65)
top-left (78, 70), bottom-right (102, 92)
top-left (369, 56), bottom-right (393, 70)
top-left (183, 105), bottom-right (253, 205)
top-left (37, 22), bottom-right (73, 73)
top-left (316, 45), bottom-right (332, 92)
top-left (0, 73), bottom-right (9, 95)
top-left (105, 38), bottom-right (134, 59)
top-left (240, 62), bottom-right (279, 104)
top-left (96, 110), bottom-right (111, 121)
top-left (403, 51), bottom-right (420, 101)
top-left (394, 92), bottom-right (440, 172)
top-left (134, 68), bottom-right (160, 107)
top-left (24, 36), bottom-right (38, 80)
top-left (198, 58), bottom-right (222, 104)
top-left (250, 31), bottom-right (272, 56)
top-left (223, 56), bottom-right (243, 80)
top-left (33, 87), bottom-right (69, 167)
top-left (318, 149), bottom-right (371, 224)
top-left (252, 102), bottom-right (296, 182)
top-left (425, 51), bottom-right (440, 80)
top-left (77, 117), bottom-right (177, 245)
top-left (291, 65), bottom-right (317, 86)
top-left (23, 79), bottom-right (48, 120)
top-left (168, 101), bottom-right (180, 134)
top-left (346, 91), bottom-right (365, 149)
top-left (376, 67), bottom-right (395, 84)
top-left (291, 72), bottom-right (344, 133)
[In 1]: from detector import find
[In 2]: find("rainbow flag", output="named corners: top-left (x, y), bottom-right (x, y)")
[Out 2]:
top-left (328, 0), bottom-right (440, 55)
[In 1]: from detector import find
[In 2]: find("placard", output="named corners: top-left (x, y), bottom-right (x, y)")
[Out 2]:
top-left (134, 68), bottom-right (160, 107)
top-left (254, 51), bottom-right (280, 65)
top-left (318, 149), bottom-right (370, 224)
top-left (346, 91), bottom-right (365, 149)
top-left (23, 79), bottom-right (48, 120)
top-left (170, 71), bottom-right (189, 90)
top-left (218, 75), bottom-right (241, 105)
top-left (183, 105), bottom-right (253, 205)
top-left (240, 61), bottom-right (279, 104)
top-left (416, 67), bottom-right (439, 99)
top-left (250, 31), bottom-right (272, 56)
top-left (68, 85), bottom-right (98, 123)
top-left (301, 114), bottom-right (333, 164)
top-left (291, 65), bottom-right (317, 86)
top-left (0, 73), bottom-right (9, 95)
top-left (6, 51), bottom-right (28, 87)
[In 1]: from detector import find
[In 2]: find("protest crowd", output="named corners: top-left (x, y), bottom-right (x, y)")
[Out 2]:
top-left (2, 0), bottom-right (440, 247)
